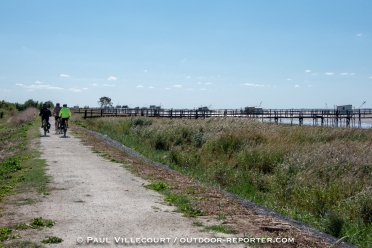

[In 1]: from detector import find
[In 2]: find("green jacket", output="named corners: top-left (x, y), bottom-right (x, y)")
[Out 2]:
top-left (59, 107), bottom-right (71, 118)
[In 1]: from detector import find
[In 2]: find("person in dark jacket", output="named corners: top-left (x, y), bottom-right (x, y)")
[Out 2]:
top-left (53, 103), bottom-right (61, 130)
top-left (39, 104), bottom-right (52, 132)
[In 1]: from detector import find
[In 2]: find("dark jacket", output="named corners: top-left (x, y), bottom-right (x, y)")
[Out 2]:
top-left (39, 108), bottom-right (52, 120)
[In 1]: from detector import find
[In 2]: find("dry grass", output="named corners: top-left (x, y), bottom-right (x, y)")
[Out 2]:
top-left (8, 107), bottom-right (38, 126)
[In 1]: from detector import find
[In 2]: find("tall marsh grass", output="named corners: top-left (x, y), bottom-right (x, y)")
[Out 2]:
top-left (82, 117), bottom-right (372, 247)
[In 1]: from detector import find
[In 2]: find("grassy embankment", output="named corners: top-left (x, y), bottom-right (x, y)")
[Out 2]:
top-left (76, 116), bottom-right (372, 247)
top-left (0, 107), bottom-right (51, 247)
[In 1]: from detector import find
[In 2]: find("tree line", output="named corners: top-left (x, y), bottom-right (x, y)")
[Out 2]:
top-left (0, 99), bottom-right (54, 118)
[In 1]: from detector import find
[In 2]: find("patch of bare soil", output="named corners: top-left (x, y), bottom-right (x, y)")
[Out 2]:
top-left (71, 125), bottom-right (353, 248)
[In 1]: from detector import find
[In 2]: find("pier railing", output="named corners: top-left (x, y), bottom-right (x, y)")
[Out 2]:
top-left (72, 108), bottom-right (372, 128)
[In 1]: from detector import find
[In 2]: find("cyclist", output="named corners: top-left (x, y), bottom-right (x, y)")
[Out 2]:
top-left (59, 104), bottom-right (71, 128)
top-left (53, 103), bottom-right (61, 130)
top-left (39, 104), bottom-right (52, 132)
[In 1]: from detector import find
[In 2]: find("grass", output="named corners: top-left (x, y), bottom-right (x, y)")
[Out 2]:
top-left (41, 236), bottom-right (63, 244)
top-left (30, 217), bottom-right (55, 229)
top-left (145, 181), bottom-right (205, 217)
top-left (76, 116), bottom-right (372, 247)
top-left (0, 108), bottom-right (53, 247)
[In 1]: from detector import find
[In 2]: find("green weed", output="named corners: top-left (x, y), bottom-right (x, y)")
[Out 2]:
top-left (30, 217), bottom-right (55, 229)
top-left (41, 236), bottom-right (63, 244)
top-left (145, 181), bottom-right (169, 191)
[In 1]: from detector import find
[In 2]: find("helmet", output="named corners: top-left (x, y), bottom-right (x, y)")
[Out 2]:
top-left (63, 104), bottom-right (67, 107)
top-left (56, 103), bottom-right (60, 106)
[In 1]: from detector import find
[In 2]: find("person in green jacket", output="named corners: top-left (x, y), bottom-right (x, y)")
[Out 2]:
top-left (59, 104), bottom-right (72, 128)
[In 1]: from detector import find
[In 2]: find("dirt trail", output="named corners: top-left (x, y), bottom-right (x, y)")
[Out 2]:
top-left (3, 119), bottom-right (246, 247)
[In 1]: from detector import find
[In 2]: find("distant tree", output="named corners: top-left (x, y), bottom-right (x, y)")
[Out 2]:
top-left (24, 99), bottom-right (39, 108)
top-left (0, 100), bottom-right (17, 116)
top-left (98, 96), bottom-right (112, 109)
top-left (44, 100), bottom-right (54, 109)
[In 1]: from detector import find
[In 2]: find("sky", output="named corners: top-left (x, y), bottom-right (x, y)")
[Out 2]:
top-left (1, 0), bottom-right (372, 110)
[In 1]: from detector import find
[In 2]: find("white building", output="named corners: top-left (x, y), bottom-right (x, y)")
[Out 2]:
top-left (337, 105), bottom-right (353, 114)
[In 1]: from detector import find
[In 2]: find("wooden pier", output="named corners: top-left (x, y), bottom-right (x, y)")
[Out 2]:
top-left (73, 108), bottom-right (372, 128)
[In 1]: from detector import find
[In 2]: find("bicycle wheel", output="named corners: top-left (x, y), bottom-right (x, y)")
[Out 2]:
top-left (62, 120), bottom-right (67, 137)
top-left (43, 120), bottom-right (47, 136)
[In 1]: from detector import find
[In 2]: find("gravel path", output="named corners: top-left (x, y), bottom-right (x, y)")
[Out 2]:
top-left (16, 119), bottom-right (246, 247)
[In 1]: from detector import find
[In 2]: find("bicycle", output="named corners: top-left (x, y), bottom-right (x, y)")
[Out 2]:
top-left (55, 118), bottom-right (62, 135)
top-left (42, 119), bottom-right (49, 136)
top-left (60, 118), bottom-right (68, 137)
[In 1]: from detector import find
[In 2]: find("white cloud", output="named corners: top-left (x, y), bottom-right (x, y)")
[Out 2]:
top-left (35, 81), bottom-right (42, 84)
top-left (182, 58), bottom-right (187, 63)
top-left (287, 79), bottom-right (292, 81)
top-left (68, 88), bottom-right (82, 92)
top-left (305, 70), bottom-right (311, 73)
top-left (308, 85), bottom-right (315, 88)
top-left (149, 86), bottom-right (154, 89)
top-left (82, 87), bottom-right (89, 90)
top-left (91, 83), bottom-right (98, 87)
top-left (186, 76), bottom-right (191, 79)
top-left (16, 83), bottom-right (64, 90)
top-left (165, 87), bottom-right (171, 90)
top-left (340, 72), bottom-right (354, 76)
top-left (187, 88), bottom-right (193, 90)
top-left (295, 85), bottom-right (300, 88)
top-left (137, 85), bottom-right (144, 88)
top-left (244, 83), bottom-right (264, 87)
top-left (370, 76), bottom-right (372, 79)
top-left (200, 88), bottom-right (207, 91)
top-left (197, 82), bottom-right (202, 84)
top-left (325, 72), bottom-right (334, 76)
top-left (174, 85), bottom-right (182, 88)
top-left (205, 82), bottom-right (212, 85)
top-left (60, 74), bottom-right (70, 77)
top-left (143, 70), bottom-right (148, 73)
top-left (107, 76), bottom-right (117, 81)
top-left (103, 84), bottom-right (115, 86)
top-left (312, 73), bottom-right (317, 76)
top-left (356, 33), bottom-right (364, 37)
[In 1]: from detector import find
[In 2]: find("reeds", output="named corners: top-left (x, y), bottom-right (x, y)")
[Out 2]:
top-left (82, 117), bottom-right (372, 247)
